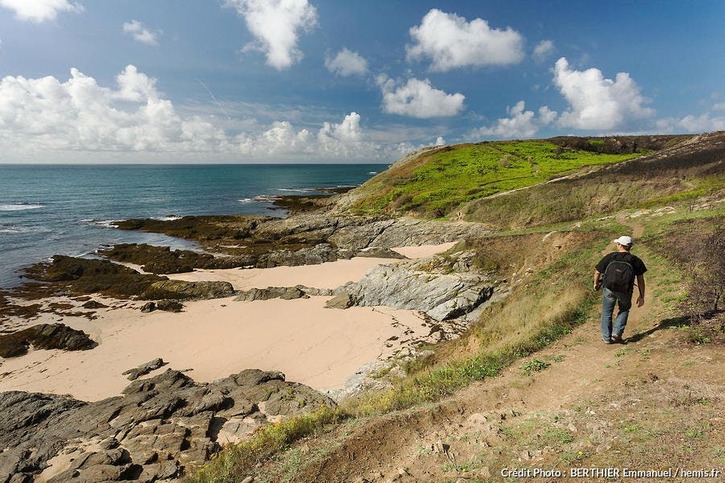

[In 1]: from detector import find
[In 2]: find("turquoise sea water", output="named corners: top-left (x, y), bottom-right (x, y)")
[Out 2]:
top-left (0, 164), bottom-right (387, 288)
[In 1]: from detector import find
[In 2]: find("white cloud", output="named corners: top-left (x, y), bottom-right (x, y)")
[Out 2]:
top-left (554, 57), bottom-right (654, 130)
top-left (406, 9), bottom-right (524, 72)
top-left (376, 75), bottom-right (465, 119)
top-left (657, 112), bottom-right (725, 133)
top-left (0, 0), bottom-right (82, 23)
top-left (473, 101), bottom-right (556, 139)
top-left (325, 48), bottom-right (368, 77)
top-left (0, 65), bottom-right (230, 155)
top-left (237, 112), bottom-right (379, 159)
top-left (123, 20), bottom-right (161, 46)
top-left (0, 66), bottom-right (418, 163)
top-left (533, 40), bottom-right (554, 62)
top-left (435, 136), bottom-right (445, 146)
top-left (713, 102), bottom-right (725, 112)
top-left (225, 0), bottom-right (317, 70)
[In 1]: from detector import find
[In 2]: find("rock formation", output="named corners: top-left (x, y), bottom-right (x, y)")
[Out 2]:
top-left (335, 255), bottom-right (498, 321)
top-left (0, 324), bottom-right (96, 358)
top-left (140, 280), bottom-right (235, 301)
top-left (0, 369), bottom-right (335, 482)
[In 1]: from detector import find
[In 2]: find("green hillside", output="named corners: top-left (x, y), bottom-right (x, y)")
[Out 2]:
top-left (351, 138), bottom-right (658, 217)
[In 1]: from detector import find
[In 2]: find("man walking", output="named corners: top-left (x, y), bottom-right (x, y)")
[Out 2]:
top-left (593, 236), bottom-right (647, 344)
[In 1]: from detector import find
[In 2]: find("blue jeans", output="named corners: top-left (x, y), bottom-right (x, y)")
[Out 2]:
top-left (601, 287), bottom-right (632, 341)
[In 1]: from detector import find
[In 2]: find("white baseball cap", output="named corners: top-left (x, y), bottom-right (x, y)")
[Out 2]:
top-left (613, 236), bottom-right (633, 246)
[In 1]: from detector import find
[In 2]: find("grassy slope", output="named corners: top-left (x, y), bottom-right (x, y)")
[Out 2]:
top-left (350, 140), bottom-right (645, 218)
top-left (187, 133), bottom-right (724, 482)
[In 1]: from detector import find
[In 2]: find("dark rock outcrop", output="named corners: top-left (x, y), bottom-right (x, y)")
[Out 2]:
top-left (22, 256), bottom-right (164, 299)
top-left (141, 280), bottom-right (235, 301)
top-left (140, 300), bottom-right (184, 313)
top-left (0, 324), bottom-right (97, 358)
top-left (0, 369), bottom-right (335, 482)
top-left (101, 243), bottom-right (246, 274)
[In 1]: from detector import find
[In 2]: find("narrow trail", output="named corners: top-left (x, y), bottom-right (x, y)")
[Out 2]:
top-left (287, 218), bottom-right (724, 483)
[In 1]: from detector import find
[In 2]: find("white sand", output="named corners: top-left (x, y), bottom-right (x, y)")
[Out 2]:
top-left (0, 244), bottom-right (453, 402)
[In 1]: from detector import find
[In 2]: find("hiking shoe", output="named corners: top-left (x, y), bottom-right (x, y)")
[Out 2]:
top-left (603, 338), bottom-right (613, 344)
top-left (611, 334), bottom-right (624, 344)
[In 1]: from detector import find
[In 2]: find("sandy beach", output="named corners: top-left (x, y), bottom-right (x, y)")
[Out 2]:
top-left (0, 243), bottom-right (455, 402)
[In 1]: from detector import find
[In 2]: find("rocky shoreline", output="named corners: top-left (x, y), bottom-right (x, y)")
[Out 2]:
top-left (0, 203), bottom-right (502, 482)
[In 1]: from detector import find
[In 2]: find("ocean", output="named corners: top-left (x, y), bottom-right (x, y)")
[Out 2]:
top-left (0, 164), bottom-right (387, 288)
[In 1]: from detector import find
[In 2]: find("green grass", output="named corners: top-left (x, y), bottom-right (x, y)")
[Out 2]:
top-left (352, 141), bottom-right (642, 217)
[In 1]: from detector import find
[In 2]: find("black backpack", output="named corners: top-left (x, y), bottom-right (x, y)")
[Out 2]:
top-left (603, 258), bottom-right (635, 293)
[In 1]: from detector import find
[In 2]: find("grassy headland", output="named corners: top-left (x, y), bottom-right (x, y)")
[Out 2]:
top-left (349, 135), bottom-right (690, 219)
top-left (187, 133), bottom-right (723, 482)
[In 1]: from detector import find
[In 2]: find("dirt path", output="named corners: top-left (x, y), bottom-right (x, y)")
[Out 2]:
top-left (276, 219), bottom-right (724, 483)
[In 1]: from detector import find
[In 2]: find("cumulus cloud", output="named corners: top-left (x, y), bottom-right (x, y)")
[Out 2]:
top-left (325, 48), bottom-right (368, 77)
top-left (473, 101), bottom-right (556, 139)
top-left (554, 57), bottom-right (654, 130)
top-left (656, 112), bottom-right (725, 133)
top-left (0, 65), bottom-right (231, 154)
top-left (237, 112), bottom-right (379, 159)
top-left (225, 0), bottom-right (317, 70)
top-left (533, 40), bottom-right (554, 62)
top-left (0, 0), bottom-right (82, 23)
top-left (376, 75), bottom-right (465, 118)
top-left (123, 20), bottom-right (161, 46)
top-left (435, 136), bottom-right (445, 146)
top-left (0, 65), bottom-right (393, 162)
top-left (406, 9), bottom-right (524, 72)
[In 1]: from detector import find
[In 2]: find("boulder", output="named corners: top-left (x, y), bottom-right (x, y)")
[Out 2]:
top-left (140, 300), bottom-right (184, 313)
top-left (122, 358), bottom-right (167, 381)
top-left (0, 324), bottom-right (97, 358)
top-left (324, 292), bottom-right (354, 309)
top-left (234, 286), bottom-right (308, 302)
top-left (157, 299), bottom-right (184, 312)
top-left (339, 259), bottom-right (496, 321)
top-left (141, 280), bottom-right (234, 300)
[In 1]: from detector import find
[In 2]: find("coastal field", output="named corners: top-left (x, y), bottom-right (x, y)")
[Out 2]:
top-left (0, 133), bottom-right (722, 482)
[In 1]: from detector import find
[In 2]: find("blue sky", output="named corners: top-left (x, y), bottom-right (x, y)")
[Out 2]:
top-left (0, 0), bottom-right (723, 163)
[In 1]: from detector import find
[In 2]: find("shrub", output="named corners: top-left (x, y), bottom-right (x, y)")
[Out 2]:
top-left (681, 228), bottom-right (724, 323)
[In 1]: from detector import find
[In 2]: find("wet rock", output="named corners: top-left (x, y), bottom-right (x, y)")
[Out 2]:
top-left (140, 300), bottom-right (184, 313)
top-left (101, 243), bottom-right (246, 274)
top-left (122, 358), bottom-right (167, 381)
top-left (23, 255), bottom-right (163, 299)
top-left (0, 324), bottom-right (97, 358)
top-left (156, 300), bottom-right (184, 312)
top-left (140, 302), bottom-right (156, 313)
top-left (235, 286), bottom-right (308, 302)
top-left (141, 280), bottom-right (235, 300)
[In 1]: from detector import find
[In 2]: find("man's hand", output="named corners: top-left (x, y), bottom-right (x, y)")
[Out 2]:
top-left (636, 296), bottom-right (645, 307)
top-left (594, 280), bottom-right (602, 291)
